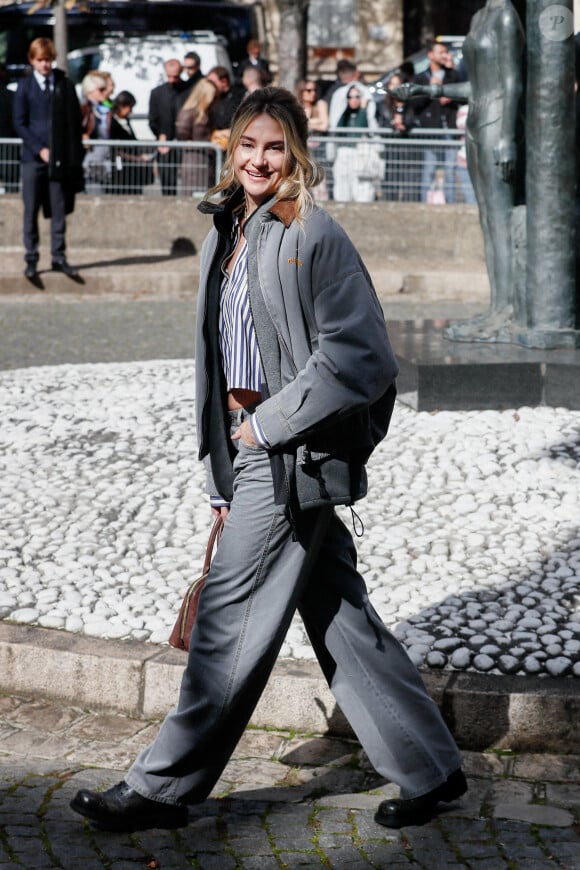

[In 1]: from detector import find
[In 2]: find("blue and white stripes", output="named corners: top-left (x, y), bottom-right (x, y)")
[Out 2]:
top-left (218, 239), bottom-right (262, 394)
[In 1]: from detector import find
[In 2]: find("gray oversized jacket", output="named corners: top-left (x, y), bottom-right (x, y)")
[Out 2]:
top-left (195, 192), bottom-right (398, 513)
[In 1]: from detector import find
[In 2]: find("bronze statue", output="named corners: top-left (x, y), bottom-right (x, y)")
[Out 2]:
top-left (393, 0), bottom-right (525, 341)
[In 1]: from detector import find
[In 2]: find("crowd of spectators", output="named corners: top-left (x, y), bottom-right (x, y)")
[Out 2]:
top-left (7, 32), bottom-right (569, 204)
top-left (315, 48), bottom-right (477, 204)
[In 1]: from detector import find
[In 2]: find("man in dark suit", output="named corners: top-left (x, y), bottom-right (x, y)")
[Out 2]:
top-left (237, 39), bottom-right (271, 86)
top-left (13, 37), bottom-right (84, 280)
top-left (148, 58), bottom-right (189, 196)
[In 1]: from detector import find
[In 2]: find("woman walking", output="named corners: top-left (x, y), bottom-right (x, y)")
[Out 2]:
top-left (70, 87), bottom-right (465, 833)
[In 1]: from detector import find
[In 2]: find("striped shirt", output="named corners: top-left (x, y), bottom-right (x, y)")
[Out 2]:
top-left (209, 225), bottom-right (271, 509)
top-left (219, 236), bottom-right (262, 393)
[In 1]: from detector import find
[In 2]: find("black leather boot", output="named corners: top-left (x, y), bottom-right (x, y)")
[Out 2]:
top-left (70, 780), bottom-right (188, 831)
top-left (375, 768), bottom-right (467, 829)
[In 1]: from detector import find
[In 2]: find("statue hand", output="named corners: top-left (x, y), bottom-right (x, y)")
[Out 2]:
top-left (389, 83), bottom-right (423, 101)
top-left (493, 138), bottom-right (517, 183)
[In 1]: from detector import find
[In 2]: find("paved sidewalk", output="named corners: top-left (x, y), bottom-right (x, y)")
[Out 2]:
top-left (1, 693), bottom-right (579, 870)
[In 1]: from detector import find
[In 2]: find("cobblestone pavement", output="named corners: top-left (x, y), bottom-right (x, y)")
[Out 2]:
top-left (0, 694), bottom-right (578, 869)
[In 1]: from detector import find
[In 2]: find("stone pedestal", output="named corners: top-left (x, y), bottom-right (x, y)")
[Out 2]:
top-left (390, 319), bottom-right (580, 411)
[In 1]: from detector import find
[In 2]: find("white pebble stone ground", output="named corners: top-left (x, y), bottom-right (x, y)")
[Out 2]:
top-left (0, 360), bottom-right (579, 677)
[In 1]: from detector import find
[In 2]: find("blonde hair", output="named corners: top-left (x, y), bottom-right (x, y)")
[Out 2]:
top-left (181, 78), bottom-right (219, 124)
top-left (81, 72), bottom-right (108, 98)
top-left (91, 69), bottom-right (114, 95)
top-left (207, 87), bottom-right (324, 220)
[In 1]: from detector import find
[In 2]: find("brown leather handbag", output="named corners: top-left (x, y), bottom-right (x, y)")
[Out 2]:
top-left (168, 515), bottom-right (224, 651)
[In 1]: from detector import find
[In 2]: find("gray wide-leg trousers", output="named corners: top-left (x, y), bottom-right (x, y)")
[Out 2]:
top-left (126, 441), bottom-right (462, 805)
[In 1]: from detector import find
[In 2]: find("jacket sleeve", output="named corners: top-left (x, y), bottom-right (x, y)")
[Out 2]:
top-left (253, 213), bottom-right (398, 448)
top-left (13, 81), bottom-right (47, 157)
top-left (204, 456), bottom-right (230, 508)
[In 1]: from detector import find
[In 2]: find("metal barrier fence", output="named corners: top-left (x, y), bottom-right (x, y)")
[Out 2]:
top-left (316, 128), bottom-right (473, 204)
top-left (0, 139), bottom-right (223, 198)
top-left (0, 131), bottom-right (475, 204)
top-left (0, 139), bottom-right (20, 194)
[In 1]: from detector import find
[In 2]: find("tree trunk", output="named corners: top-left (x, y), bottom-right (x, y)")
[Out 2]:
top-left (53, 0), bottom-right (69, 73)
top-left (276, 0), bottom-right (309, 93)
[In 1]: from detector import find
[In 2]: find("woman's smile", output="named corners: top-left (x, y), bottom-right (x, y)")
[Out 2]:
top-left (233, 113), bottom-right (286, 210)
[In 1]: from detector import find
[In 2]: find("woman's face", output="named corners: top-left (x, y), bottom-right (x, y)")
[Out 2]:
top-left (89, 82), bottom-right (107, 103)
top-left (233, 113), bottom-right (286, 210)
top-left (346, 88), bottom-right (362, 109)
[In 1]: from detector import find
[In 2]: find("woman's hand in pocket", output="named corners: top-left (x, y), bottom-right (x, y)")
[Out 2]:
top-left (231, 419), bottom-right (259, 449)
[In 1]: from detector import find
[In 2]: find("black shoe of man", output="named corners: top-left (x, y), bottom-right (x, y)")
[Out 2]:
top-left (375, 768), bottom-right (467, 829)
top-left (52, 259), bottom-right (80, 279)
top-left (70, 780), bottom-right (188, 832)
top-left (24, 263), bottom-right (38, 279)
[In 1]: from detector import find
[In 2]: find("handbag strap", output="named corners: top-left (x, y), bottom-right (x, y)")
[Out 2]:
top-left (203, 515), bottom-right (224, 574)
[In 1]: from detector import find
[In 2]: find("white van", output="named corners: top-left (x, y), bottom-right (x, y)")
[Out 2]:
top-left (68, 31), bottom-right (233, 138)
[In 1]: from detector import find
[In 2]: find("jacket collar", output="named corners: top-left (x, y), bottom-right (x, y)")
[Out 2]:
top-left (269, 199), bottom-right (298, 228)
top-left (198, 189), bottom-right (298, 233)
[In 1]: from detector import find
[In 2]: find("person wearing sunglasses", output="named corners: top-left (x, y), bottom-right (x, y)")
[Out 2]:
top-left (80, 71), bottom-right (112, 194)
top-left (297, 79), bottom-right (329, 199)
top-left (182, 51), bottom-right (203, 92)
top-left (297, 79), bottom-right (328, 136)
top-left (333, 83), bottom-right (382, 202)
top-left (13, 37), bottom-right (84, 281)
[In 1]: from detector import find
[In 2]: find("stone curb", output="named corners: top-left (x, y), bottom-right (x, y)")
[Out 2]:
top-left (0, 249), bottom-right (199, 298)
top-left (0, 238), bottom-right (490, 304)
top-left (1, 623), bottom-right (577, 753)
top-left (0, 259), bottom-right (490, 301)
